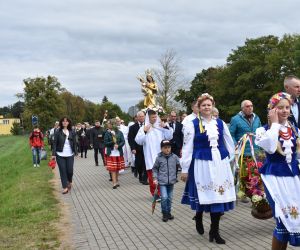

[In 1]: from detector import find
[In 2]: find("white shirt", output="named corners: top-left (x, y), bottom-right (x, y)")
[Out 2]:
top-left (57, 130), bottom-right (74, 157)
top-left (135, 125), bottom-right (173, 170)
top-left (291, 102), bottom-right (299, 125)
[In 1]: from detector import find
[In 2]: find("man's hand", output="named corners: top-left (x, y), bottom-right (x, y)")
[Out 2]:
top-left (144, 124), bottom-right (151, 133)
top-left (132, 150), bottom-right (136, 154)
top-left (180, 173), bottom-right (188, 182)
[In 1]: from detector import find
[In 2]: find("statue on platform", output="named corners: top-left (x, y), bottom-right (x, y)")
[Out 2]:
top-left (137, 69), bottom-right (158, 108)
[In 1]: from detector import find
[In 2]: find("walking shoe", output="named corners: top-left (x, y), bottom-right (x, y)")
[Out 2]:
top-left (162, 213), bottom-right (169, 222)
top-left (168, 213), bottom-right (174, 220)
top-left (33, 164), bottom-right (37, 167)
top-left (112, 185), bottom-right (117, 189)
top-left (37, 164), bottom-right (40, 167)
top-left (156, 197), bottom-right (161, 202)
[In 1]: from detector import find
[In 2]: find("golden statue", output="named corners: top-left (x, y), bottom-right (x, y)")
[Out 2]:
top-left (137, 69), bottom-right (158, 108)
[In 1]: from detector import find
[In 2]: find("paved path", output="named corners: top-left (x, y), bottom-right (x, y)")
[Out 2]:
top-left (58, 153), bottom-right (296, 250)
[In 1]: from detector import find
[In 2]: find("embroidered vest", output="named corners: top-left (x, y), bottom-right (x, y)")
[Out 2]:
top-left (192, 118), bottom-right (229, 161)
top-left (260, 125), bottom-right (300, 176)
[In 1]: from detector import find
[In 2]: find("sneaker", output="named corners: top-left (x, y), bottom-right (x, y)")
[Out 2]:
top-left (156, 197), bottom-right (161, 202)
top-left (33, 164), bottom-right (37, 167)
top-left (37, 164), bottom-right (40, 167)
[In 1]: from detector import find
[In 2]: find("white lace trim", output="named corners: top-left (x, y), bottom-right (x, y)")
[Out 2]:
top-left (202, 118), bottom-right (219, 148)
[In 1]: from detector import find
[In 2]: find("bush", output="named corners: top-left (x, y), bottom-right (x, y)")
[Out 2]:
top-left (10, 122), bottom-right (22, 135)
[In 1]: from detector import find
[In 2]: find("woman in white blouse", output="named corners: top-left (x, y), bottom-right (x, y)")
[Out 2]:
top-left (255, 92), bottom-right (300, 249)
top-left (181, 93), bottom-right (236, 245)
top-left (52, 117), bottom-right (78, 194)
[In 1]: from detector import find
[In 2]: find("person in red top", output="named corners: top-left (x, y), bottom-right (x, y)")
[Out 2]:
top-left (29, 126), bottom-right (44, 167)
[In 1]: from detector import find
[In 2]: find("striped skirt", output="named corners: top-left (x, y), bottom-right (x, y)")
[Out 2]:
top-left (106, 156), bottom-right (125, 172)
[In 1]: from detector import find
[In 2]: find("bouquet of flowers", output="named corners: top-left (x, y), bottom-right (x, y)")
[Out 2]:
top-left (235, 134), bottom-right (272, 219)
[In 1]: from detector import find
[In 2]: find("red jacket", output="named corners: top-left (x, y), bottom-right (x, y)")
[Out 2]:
top-left (29, 131), bottom-right (44, 148)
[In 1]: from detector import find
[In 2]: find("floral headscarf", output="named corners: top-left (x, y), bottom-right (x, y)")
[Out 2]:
top-left (267, 92), bottom-right (292, 111)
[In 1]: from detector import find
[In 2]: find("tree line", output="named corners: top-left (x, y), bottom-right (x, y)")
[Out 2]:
top-left (175, 34), bottom-right (300, 123)
top-left (0, 76), bottom-right (131, 132)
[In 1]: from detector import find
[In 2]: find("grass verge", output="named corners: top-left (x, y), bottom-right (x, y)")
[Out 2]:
top-left (0, 135), bottom-right (60, 249)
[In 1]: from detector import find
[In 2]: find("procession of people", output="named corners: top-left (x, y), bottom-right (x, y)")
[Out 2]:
top-left (33, 72), bottom-right (300, 250)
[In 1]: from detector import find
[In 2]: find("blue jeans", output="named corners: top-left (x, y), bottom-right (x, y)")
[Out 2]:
top-left (160, 184), bottom-right (174, 214)
top-left (32, 147), bottom-right (41, 165)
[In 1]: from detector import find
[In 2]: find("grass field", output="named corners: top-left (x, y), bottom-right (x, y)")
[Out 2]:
top-left (0, 136), bottom-right (60, 249)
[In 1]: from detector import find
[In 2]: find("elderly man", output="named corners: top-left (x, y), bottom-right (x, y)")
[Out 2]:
top-left (229, 100), bottom-right (261, 202)
top-left (128, 111), bottom-right (148, 184)
top-left (284, 75), bottom-right (300, 128)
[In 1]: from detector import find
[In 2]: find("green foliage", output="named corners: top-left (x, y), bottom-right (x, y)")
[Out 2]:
top-left (176, 34), bottom-right (300, 123)
top-left (10, 122), bottom-right (22, 135)
top-left (102, 95), bottom-right (109, 103)
top-left (23, 76), bottom-right (64, 131)
top-left (60, 91), bottom-right (85, 123)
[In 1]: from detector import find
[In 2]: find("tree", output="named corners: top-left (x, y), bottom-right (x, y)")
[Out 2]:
top-left (102, 96), bottom-right (109, 104)
top-left (23, 76), bottom-right (64, 131)
top-left (155, 49), bottom-right (183, 111)
top-left (176, 34), bottom-right (300, 123)
top-left (60, 91), bottom-right (85, 123)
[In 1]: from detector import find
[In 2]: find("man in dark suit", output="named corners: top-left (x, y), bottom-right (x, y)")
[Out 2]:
top-left (89, 120), bottom-right (105, 166)
top-left (169, 111), bottom-right (183, 157)
top-left (284, 75), bottom-right (300, 128)
top-left (128, 111), bottom-right (148, 184)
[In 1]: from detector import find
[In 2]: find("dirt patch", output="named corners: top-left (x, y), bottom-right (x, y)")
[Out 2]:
top-left (50, 168), bottom-right (74, 250)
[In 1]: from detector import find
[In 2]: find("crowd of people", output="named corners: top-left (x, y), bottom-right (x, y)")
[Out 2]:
top-left (29, 75), bottom-right (300, 249)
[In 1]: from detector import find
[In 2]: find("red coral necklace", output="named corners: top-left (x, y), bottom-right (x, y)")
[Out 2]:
top-left (279, 127), bottom-right (292, 140)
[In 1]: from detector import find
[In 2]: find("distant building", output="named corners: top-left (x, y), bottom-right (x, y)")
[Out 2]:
top-left (128, 106), bottom-right (138, 117)
top-left (0, 115), bottom-right (20, 135)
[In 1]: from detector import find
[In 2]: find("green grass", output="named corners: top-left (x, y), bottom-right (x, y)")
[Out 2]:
top-left (0, 136), bottom-right (60, 249)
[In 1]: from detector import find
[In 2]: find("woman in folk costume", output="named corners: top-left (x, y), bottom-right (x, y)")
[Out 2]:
top-left (255, 92), bottom-right (300, 249)
top-left (181, 93), bottom-right (236, 245)
top-left (116, 117), bottom-right (133, 168)
top-left (104, 119), bottom-right (125, 189)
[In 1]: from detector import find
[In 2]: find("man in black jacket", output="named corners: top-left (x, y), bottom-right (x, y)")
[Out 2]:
top-left (168, 111), bottom-right (183, 157)
top-left (284, 75), bottom-right (300, 128)
top-left (89, 120), bottom-right (105, 166)
top-left (128, 111), bottom-right (148, 184)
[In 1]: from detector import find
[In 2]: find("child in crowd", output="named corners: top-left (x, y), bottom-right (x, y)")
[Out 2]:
top-left (153, 140), bottom-right (180, 222)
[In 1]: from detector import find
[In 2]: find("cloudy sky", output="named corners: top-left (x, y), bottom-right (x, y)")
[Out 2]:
top-left (0, 0), bottom-right (299, 111)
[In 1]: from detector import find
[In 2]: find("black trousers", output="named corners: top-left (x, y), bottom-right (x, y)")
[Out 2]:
top-left (135, 151), bottom-right (147, 182)
top-left (94, 148), bottom-right (105, 165)
top-left (56, 155), bottom-right (74, 189)
top-left (80, 146), bottom-right (88, 157)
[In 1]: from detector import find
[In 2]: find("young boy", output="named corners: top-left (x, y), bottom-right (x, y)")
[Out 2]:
top-left (153, 140), bottom-right (180, 222)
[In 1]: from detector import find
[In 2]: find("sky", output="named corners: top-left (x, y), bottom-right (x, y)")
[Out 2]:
top-left (0, 0), bottom-right (299, 112)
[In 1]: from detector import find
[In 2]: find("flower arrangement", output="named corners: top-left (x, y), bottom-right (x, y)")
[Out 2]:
top-left (237, 153), bottom-right (272, 218)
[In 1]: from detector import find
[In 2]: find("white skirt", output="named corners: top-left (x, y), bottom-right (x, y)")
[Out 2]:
top-left (194, 148), bottom-right (236, 204)
top-left (262, 174), bottom-right (300, 233)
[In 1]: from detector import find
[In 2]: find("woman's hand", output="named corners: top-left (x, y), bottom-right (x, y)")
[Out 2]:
top-left (180, 173), bottom-right (188, 182)
top-left (51, 156), bottom-right (56, 160)
top-left (268, 108), bottom-right (279, 124)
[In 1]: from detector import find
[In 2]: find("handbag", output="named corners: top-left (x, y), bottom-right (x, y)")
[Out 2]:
top-left (40, 149), bottom-right (47, 160)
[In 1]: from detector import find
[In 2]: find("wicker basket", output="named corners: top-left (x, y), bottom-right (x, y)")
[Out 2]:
top-left (251, 203), bottom-right (272, 220)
